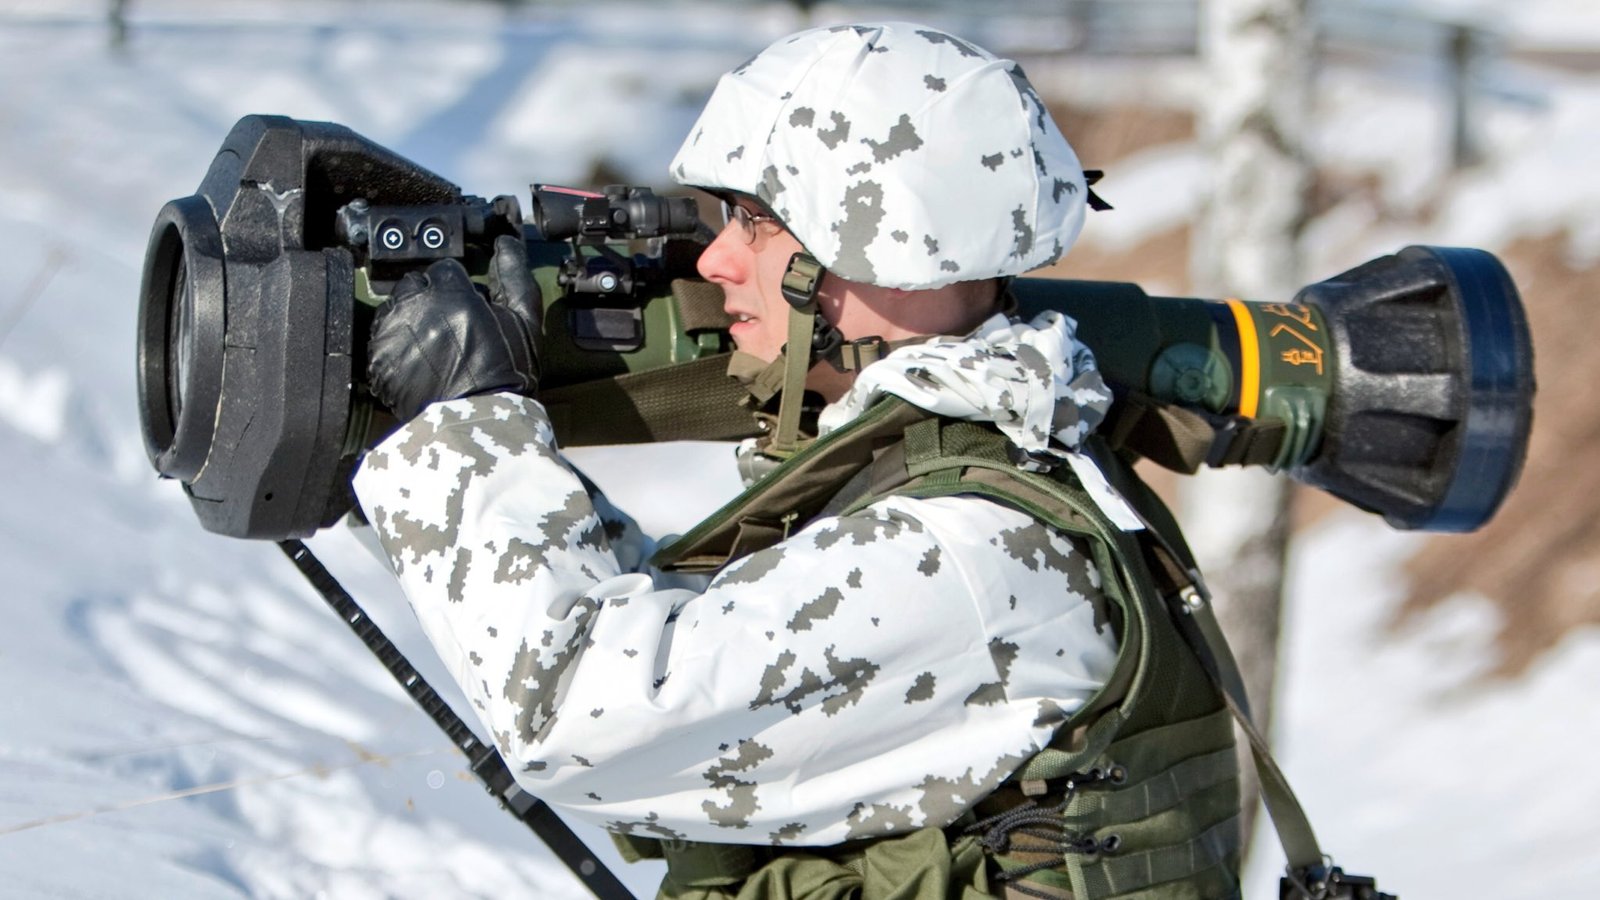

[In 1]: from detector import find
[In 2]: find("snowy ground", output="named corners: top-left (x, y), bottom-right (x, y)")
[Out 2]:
top-left (1, 1), bottom-right (1597, 898)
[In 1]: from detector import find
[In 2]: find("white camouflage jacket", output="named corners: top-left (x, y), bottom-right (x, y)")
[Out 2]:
top-left (352, 310), bottom-right (1121, 847)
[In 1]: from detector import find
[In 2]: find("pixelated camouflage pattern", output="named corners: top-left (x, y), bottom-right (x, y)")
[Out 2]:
top-left (670, 22), bottom-right (1088, 290)
top-left (817, 309), bottom-right (1112, 457)
top-left (352, 312), bottom-right (1121, 846)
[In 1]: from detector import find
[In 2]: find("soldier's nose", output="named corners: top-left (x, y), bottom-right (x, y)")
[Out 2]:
top-left (697, 225), bottom-right (748, 285)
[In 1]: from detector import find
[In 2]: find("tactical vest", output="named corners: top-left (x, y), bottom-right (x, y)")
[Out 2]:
top-left (614, 397), bottom-right (1257, 900)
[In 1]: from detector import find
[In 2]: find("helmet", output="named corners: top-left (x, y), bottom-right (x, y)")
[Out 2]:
top-left (671, 22), bottom-right (1088, 291)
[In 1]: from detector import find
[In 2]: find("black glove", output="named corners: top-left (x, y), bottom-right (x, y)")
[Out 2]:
top-left (368, 235), bottom-right (541, 422)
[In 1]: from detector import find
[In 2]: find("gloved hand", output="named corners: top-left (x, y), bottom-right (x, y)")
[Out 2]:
top-left (368, 235), bottom-right (541, 422)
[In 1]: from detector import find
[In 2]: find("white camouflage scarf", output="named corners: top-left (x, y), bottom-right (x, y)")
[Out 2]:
top-left (817, 310), bottom-right (1113, 455)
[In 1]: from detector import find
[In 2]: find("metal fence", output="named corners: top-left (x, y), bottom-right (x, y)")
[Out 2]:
top-left (80, 0), bottom-right (1507, 169)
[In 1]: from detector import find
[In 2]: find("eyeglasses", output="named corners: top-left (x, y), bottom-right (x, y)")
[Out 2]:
top-left (721, 201), bottom-right (781, 245)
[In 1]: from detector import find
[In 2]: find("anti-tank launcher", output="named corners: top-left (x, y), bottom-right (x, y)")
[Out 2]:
top-left (139, 115), bottom-right (1533, 543)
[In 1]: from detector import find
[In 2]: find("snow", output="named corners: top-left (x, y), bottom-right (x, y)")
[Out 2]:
top-left (1243, 517), bottom-right (1600, 897)
top-left (1, 1), bottom-right (1597, 898)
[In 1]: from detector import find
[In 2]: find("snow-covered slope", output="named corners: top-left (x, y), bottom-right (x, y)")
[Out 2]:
top-left (0, 4), bottom-right (774, 897)
top-left (1, 2), bottom-right (1597, 898)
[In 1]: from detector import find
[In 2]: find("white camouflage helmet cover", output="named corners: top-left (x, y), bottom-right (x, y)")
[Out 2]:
top-left (671, 22), bottom-right (1089, 291)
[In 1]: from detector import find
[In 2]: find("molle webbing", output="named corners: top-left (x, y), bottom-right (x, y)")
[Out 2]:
top-left (809, 414), bottom-right (1247, 897)
top-left (1087, 448), bottom-right (1329, 876)
top-left (648, 402), bottom-right (1246, 898)
top-left (918, 432), bottom-right (1330, 891)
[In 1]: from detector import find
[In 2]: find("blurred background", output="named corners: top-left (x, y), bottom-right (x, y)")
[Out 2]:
top-left (0, 0), bottom-right (1593, 897)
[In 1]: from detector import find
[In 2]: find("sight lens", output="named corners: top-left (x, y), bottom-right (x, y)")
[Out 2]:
top-left (165, 251), bottom-right (192, 425)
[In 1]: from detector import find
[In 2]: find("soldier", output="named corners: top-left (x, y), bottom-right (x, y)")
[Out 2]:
top-left (356, 22), bottom-right (1242, 899)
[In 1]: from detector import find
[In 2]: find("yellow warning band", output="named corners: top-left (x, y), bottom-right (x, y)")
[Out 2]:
top-left (1226, 299), bottom-right (1260, 419)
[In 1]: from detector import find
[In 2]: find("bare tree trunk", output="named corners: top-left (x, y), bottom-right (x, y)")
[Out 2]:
top-left (108, 0), bottom-right (129, 53)
top-left (1185, 0), bottom-right (1313, 861)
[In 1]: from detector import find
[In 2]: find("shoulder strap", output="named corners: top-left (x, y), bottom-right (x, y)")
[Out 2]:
top-left (1100, 390), bottom-right (1290, 473)
top-left (1106, 461), bottom-right (1327, 874)
top-left (1083, 447), bottom-right (1340, 879)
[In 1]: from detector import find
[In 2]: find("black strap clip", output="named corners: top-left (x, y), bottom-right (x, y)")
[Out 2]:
top-left (1204, 415), bottom-right (1250, 468)
top-left (1281, 863), bottom-right (1397, 900)
top-left (1203, 414), bottom-right (1286, 469)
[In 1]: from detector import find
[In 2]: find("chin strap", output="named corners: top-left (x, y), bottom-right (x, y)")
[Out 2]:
top-left (767, 253), bottom-right (826, 457)
top-left (734, 252), bottom-right (929, 465)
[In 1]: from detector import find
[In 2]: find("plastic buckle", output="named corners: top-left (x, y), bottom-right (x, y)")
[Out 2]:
top-left (780, 253), bottom-right (823, 310)
top-left (837, 336), bottom-right (887, 370)
top-left (1204, 414), bottom-right (1250, 468)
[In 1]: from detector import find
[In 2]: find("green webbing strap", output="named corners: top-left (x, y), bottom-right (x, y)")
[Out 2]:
top-left (1101, 392), bottom-right (1287, 475)
top-left (768, 303), bottom-right (816, 458)
top-left (1167, 620), bottom-right (1324, 870)
top-left (1065, 709), bottom-right (1238, 824)
top-left (1091, 706), bottom-right (1235, 782)
top-left (1207, 417), bottom-right (1290, 469)
top-left (1134, 521), bottom-right (1326, 872)
top-left (834, 337), bottom-right (886, 370)
top-left (540, 354), bottom-right (761, 447)
top-left (1102, 393), bottom-right (1217, 474)
top-left (765, 253), bottom-right (826, 459)
top-left (902, 416), bottom-right (942, 466)
top-left (1009, 709), bottom-right (1124, 784)
top-left (726, 352), bottom-right (788, 407)
top-left (1074, 746), bottom-right (1238, 826)
top-left (1081, 439), bottom-right (1331, 876)
top-left (1140, 545), bottom-right (1254, 725)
